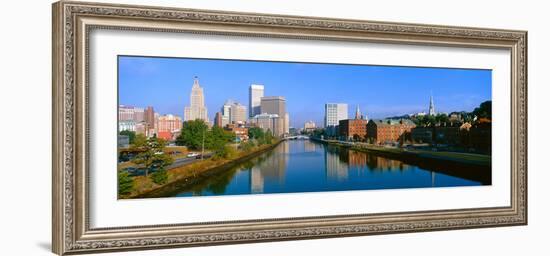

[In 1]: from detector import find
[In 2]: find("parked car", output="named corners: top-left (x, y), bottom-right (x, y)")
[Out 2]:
top-left (187, 152), bottom-right (199, 158)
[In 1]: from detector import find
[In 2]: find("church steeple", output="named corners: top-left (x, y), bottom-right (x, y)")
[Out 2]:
top-left (355, 105), bottom-right (362, 119)
top-left (429, 93), bottom-right (436, 116)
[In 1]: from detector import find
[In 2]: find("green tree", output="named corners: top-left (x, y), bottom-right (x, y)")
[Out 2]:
top-left (473, 100), bottom-right (492, 119)
top-left (435, 113), bottom-right (449, 125)
top-left (118, 171), bottom-right (134, 195)
top-left (131, 135), bottom-right (174, 176)
top-left (151, 167), bottom-right (168, 184)
top-left (248, 127), bottom-right (265, 140)
top-left (248, 127), bottom-right (267, 145)
top-left (240, 140), bottom-right (255, 152)
top-left (119, 130), bottom-right (136, 144)
top-left (176, 120), bottom-right (209, 150)
top-left (207, 126), bottom-right (234, 150)
top-left (312, 128), bottom-right (325, 138)
top-left (264, 130), bottom-right (274, 145)
top-left (214, 145), bottom-right (237, 160)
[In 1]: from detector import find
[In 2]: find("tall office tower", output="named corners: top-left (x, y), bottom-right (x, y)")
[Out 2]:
top-left (144, 106), bottom-right (155, 129)
top-left (230, 102), bottom-right (247, 124)
top-left (260, 96), bottom-right (286, 137)
top-left (428, 94), bottom-right (436, 116)
top-left (324, 103), bottom-right (348, 127)
top-left (249, 84), bottom-right (264, 118)
top-left (214, 112), bottom-right (223, 127)
top-left (221, 101), bottom-right (232, 127)
top-left (284, 113), bottom-right (290, 134)
top-left (222, 100), bottom-right (247, 125)
top-left (324, 103), bottom-right (348, 136)
top-left (260, 96), bottom-right (286, 116)
top-left (184, 76), bottom-right (208, 122)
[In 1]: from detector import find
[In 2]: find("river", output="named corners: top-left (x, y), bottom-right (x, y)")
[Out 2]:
top-left (171, 139), bottom-right (488, 197)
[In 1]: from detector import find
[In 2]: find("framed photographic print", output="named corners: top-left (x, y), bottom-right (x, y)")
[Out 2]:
top-left (52, 1), bottom-right (527, 255)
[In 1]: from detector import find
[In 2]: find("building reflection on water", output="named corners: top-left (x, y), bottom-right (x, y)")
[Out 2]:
top-left (325, 145), bottom-right (349, 181)
top-left (167, 140), bottom-right (484, 198)
top-left (324, 144), bottom-right (424, 182)
top-left (249, 141), bottom-right (289, 193)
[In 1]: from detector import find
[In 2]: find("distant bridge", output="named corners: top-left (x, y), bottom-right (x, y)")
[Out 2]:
top-left (284, 135), bottom-right (310, 140)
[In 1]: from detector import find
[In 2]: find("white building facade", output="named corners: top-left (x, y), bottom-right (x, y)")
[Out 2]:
top-left (249, 84), bottom-right (264, 118)
top-left (184, 77), bottom-right (208, 122)
top-left (324, 103), bottom-right (348, 135)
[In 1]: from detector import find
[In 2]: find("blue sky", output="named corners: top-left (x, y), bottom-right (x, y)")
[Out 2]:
top-left (118, 56), bottom-right (491, 128)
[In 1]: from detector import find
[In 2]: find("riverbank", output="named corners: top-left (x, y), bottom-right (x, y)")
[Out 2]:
top-left (312, 137), bottom-right (491, 184)
top-left (123, 140), bottom-right (282, 199)
top-left (313, 137), bottom-right (490, 166)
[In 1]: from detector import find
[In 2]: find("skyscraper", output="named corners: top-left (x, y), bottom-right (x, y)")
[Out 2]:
top-left (184, 76), bottom-right (208, 122)
top-left (260, 96), bottom-right (287, 136)
top-left (324, 103), bottom-right (348, 135)
top-left (250, 113), bottom-right (281, 136)
top-left (284, 113), bottom-right (290, 134)
top-left (222, 99), bottom-right (247, 125)
top-left (231, 103), bottom-right (247, 124)
top-left (144, 106), bottom-right (155, 130)
top-left (261, 96), bottom-right (286, 116)
top-left (214, 112), bottom-right (223, 127)
top-left (249, 84), bottom-right (264, 118)
top-left (429, 94), bottom-right (436, 116)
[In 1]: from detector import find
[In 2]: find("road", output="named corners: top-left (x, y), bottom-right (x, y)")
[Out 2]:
top-left (167, 153), bottom-right (213, 169)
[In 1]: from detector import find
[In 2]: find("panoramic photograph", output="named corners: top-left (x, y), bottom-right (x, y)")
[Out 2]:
top-left (117, 56), bottom-right (492, 199)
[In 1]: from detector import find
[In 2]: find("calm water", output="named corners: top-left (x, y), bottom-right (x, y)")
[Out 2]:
top-left (173, 140), bottom-right (486, 197)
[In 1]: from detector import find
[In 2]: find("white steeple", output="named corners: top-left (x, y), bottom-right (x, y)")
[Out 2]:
top-left (429, 93), bottom-right (436, 116)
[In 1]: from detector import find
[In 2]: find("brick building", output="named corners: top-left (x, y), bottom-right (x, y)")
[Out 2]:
top-left (224, 123), bottom-right (249, 142)
top-left (411, 122), bottom-right (473, 145)
top-left (367, 119), bottom-right (416, 144)
top-left (339, 119), bottom-right (368, 141)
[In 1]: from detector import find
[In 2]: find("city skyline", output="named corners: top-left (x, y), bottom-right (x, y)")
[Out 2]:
top-left (119, 56), bottom-right (492, 128)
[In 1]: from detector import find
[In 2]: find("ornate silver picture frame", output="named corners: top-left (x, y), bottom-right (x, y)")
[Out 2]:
top-left (52, 1), bottom-right (527, 255)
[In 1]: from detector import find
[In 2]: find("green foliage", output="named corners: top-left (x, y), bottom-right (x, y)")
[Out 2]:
top-left (207, 126), bottom-right (234, 150)
top-left (435, 113), bottom-right (449, 125)
top-left (473, 100), bottom-right (492, 119)
top-left (131, 135), bottom-right (174, 176)
top-left (312, 128), bottom-right (325, 138)
top-left (176, 120), bottom-right (234, 151)
top-left (118, 171), bottom-right (134, 195)
top-left (413, 101), bottom-right (491, 127)
top-left (176, 120), bottom-right (208, 150)
top-left (248, 127), bottom-right (264, 140)
top-left (119, 130), bottom-right (136, 144)
top-left (151, 168), bottom-right (168, 185)
top-left (240, 140), bottom-right (255, 152)
top-left (214, 145), bottom-right (237, 160)
top-left (248, 127), bottom-right (268, 145)
top-left (414, 114), bottom-right (437, 127)
top-left (264, 130), bottom-right (274, 144)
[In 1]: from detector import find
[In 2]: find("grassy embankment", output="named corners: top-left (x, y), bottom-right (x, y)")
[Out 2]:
top-left (120, 141), bottom-right (280, 199)
top-left (323, 139), bottom-right (490, 167)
